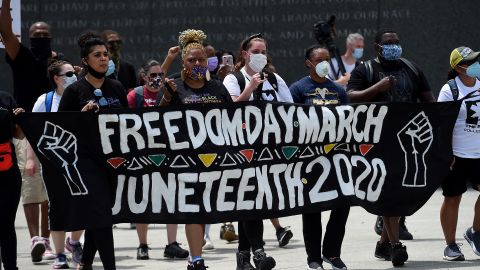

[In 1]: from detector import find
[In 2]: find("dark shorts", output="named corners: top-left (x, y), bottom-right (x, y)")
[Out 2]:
top-left (442, 156), bottom-right (480, 197)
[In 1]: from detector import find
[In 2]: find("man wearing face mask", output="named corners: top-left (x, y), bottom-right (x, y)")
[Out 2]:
top-left (347, 29), bottom-right (435, 267)
top-left (290, 45), bottom-right (349, 270)
top-left (329, 33), bottom-right (364, 89)
top-left (0, 0), bottom-right (54, 111)
top-left (101, 30), bottom-right (137, 91)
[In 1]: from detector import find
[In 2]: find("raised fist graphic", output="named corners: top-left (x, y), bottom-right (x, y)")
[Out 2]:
top-left (37, 122), bottom-right (88, 195)
top-left (397, 112), bottom-right (433, 187)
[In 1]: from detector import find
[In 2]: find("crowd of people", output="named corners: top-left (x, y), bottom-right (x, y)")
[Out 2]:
top-left (1, 0), bottom-right (480, 269)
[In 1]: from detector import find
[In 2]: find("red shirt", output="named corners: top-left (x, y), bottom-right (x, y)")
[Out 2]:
top-left (127, 86), bottom-right (160, 108)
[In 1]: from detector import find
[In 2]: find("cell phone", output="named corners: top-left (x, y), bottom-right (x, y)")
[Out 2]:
top-left (222, 55), bottom-right (234, 66)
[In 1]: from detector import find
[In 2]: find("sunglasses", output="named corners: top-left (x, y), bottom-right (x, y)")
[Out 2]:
top-left (242, 33), bottom-right (263, 50)
top-left (58, 71), bottom-right (75, 77)
top-left (148, 72), bottom-right (164, 79)
top-left (107, 40), bottom-right (122, 46)
top-left (93, 89), bottom-right (108, 107)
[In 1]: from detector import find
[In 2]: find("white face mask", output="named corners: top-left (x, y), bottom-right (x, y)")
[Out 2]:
top-left (63, 74), bottom-right (77, 89)
top-left (248, 53), bottom-right (267, 73)
top-left (315, 61), bottom-right (330, 78)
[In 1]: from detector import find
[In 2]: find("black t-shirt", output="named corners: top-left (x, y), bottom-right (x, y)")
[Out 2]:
top-left (347, 59), bottom-right (431, 102)
top-left (5, 44), bottom-right (52, 111)
top-left (0, 91), bottom-right (17, 143)
top-left (108, 60), bottom-right (137, 91)
top-left (172, 78), bottom-right (233, 104)
top-left (58, 77), bottom-right (128, 111)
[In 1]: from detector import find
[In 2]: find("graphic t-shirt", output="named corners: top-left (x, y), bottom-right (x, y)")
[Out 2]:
top-left (32, 91), bottom-right (62, 113)
top-left (289, 76), bottom-right (348, 105)
top-left (58, 78), bottom-right (128, 111)
top-left (438, 77), bottom-right (480, 158)
top-left (172, 78), bottom-right (232, 104)
top-left (223, 67), bottom-right (293, 102)
top-left (347, 59), bottom-right (431, 102)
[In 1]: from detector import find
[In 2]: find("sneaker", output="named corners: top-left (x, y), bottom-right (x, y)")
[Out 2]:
top-left (65, 237), bottom-right (83, 264)
top-left (187, 259), bottom-right (208, 270)
top-left (53, 253), bottom-right (69, 269)
top-left (374, 241), bottom-right (391, 261)
top-left (253, 249), bottom-right (276, 270)
top-left (443, 243), bottom-right (465, 261)
top-left (323, 256), bottom-right (347, 270)
top-left (399, 217), bottom-right (413, 240)
top-left (164, 241), bottom-right (189, 259)
top-left (203, 238), bottom-right (215, 251)
top-left (307, 261), bottom-right (324, 270)
top-left (43, 239), bottom-right (57, 260)
top-left (276, 226), bottom-right (293, 247)
top-left (390, 242), bottom-right (408, 267)
top-left (31, 236), bottom-right (46, 262)
top-left (236, 250), bottom-right (256, 270)
top-left (464, 227), bottom-right (480, 256)
top-left (223, 223), bottom-right (239, 242)
top-left (137, 244), bottom-right (150, 260)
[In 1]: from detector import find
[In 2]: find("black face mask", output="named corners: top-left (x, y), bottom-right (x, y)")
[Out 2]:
top-left (86, 64), bottom-right (107, 79)
top-left (30, 38), bottom-right (52, 60)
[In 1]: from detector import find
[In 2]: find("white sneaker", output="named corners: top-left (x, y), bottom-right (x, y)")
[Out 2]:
top-left (202, 237), bottom-right (215, 250)
top-left (43, 238), bottom-right (56, 260)
top-left (31, 236), bottom-right (46, 263)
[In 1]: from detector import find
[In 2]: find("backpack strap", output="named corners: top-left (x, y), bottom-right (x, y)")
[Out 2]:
top-left (44, 90), bottom-right (55, 113)
top-left (233, 71), bottom-right (246, 95)
top-left (448, 79), bottom-right (459, 101)
top-left (134, 86), bottom-right (144, 108)
top-left (365, 60), bottom-right (373, 85)
top-left (265, 71), bottom-right (279, 93)
top-left (399, 58), bottom-right (419, 78)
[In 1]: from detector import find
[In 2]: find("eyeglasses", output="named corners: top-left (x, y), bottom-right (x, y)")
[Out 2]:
top-left (93, 89), bottom-right (108, 107)
top-left (242, 33), bottom-right (263, 50)
top-left (58, 71), bottom-right (75, 77)
top-left (148, 72), bottom-right (164, 79)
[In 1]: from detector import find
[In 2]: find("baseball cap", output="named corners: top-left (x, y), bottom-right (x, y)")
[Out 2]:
top-left (450, 46), bottom-right (480, 69)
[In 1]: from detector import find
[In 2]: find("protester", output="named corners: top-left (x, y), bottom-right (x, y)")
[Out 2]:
top-left (328, 33), bottom-right (364, 88)
top-left (58, 31), bottom-right (128, 270)
top-left (127, 59), bottom-right (189, 260)
top-left (1, 0), bottom-right (53, 262)
top-left (101, 30), bottom-right (137, 91)
top-left (347, 29), bottom-right (435, 267)
top-left (222, 33), bottom-right (293, 270)
top-left (290, 45), bottom-right (349, 270)
top-left (159, 28), bottom-right (233, 270)
top-left (438, 46), bottom-right (480, 261)
top-left (28, 58), bottom-right (85, 269)
top-left (0, 90), bottom-right (24, 270)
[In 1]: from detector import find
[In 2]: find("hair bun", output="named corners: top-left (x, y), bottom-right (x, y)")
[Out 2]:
top-left (178, 29), bottom-right (207, 48)
top-left (77, 31), bottom-right (102, 48)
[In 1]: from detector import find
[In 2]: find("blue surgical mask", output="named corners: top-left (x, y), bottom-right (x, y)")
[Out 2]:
top-left (466, 62), bottom-right (480, 79)
top-left (381, 44), bottom-right (402, 61)
top-left (106, 60), bottom-right (115, 76)
top-left (352, 48), bottom-right (364, 60)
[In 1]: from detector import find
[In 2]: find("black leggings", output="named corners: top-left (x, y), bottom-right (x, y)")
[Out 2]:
top-left (303, 207), bottom-right (350, 263)
top-left (0, 167), bottom-right (21, 270)
top-left (238, 219), bottom-right (264, 252)
top-left (81, 227), bottom-right (116, 269)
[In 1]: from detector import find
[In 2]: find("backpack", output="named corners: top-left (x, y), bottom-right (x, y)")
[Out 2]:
top-left (133, 86), bottom-right (163, 108)
top-left (364, 58), bottom-right (419, 86)
top-left (44, 90), bottom-right (55, 112)
top-left (233, 70), bottom-right (279, 101)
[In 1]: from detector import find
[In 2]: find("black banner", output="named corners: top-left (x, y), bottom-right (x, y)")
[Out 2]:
top-left (18, 101), bottom-right (459, 230)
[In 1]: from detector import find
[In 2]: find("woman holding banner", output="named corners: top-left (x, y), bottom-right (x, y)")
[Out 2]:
top-left (222, 33), bottom-right (293, 270)
top-left (438, 46), bottom-right (480, 262)
top-left (160, 29), bottom-right (233, 270)
top-left (58, 32), bottom-right (128, 270)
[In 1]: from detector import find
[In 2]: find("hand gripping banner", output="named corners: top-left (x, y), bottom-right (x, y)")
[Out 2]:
top-left (18, 101), bottom-right (460, 230)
